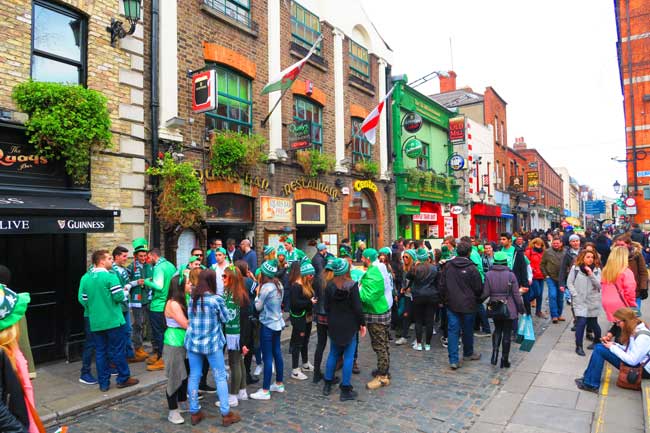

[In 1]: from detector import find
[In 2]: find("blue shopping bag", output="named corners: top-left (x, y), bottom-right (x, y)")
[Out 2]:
top-left (519, 314), bottom-right (535, 352)
top-left (515, 314), bottom-right (527, 344)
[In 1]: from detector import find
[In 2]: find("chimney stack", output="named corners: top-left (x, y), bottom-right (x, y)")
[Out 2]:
top-left (513, 137), bottom-right (527, 150)
top-left (439, 71), bottom-right (457, 93)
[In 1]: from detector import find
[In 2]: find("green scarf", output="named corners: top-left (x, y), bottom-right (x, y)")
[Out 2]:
top-left (223, 292), bottom-right (241, 350)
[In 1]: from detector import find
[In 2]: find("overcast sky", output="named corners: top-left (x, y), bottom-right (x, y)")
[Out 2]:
top-left (362, 0), bottom-right (626, 198)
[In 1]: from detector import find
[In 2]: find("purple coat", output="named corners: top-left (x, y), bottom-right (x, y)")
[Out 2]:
top-left (485, 265), bottom-right (525, 320)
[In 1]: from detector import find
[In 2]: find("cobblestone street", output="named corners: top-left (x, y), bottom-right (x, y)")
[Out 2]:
top-left (64, 319), bottom-right (549, 433)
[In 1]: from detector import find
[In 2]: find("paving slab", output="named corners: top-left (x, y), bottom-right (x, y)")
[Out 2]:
top-left (479, 391), bottom-right (524, 425)
top-left (533, 371), bottom-right (584, 391)
top-left (522, 385), bottom-right (579, 408)
top-left (504, 423), bottom-right (560, 433)
top-left (510, 401), bottom-right (593, 433)
top-left (468, 421), bottom-right (505, 433)
top-left (502, 371), bottom-right (536, 394)
top-left (576, 391), bottom-right (599, 413)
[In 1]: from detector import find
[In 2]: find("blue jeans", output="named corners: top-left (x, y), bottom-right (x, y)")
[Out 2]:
top-left (530, 279), bottom-right (544, 314)
top-left (583, 343), bottom-right (624, 388)
top-left (324, 334), bottom-right (357, 386)
top-left (546, 278), bottom-right (564, 319)
top-left (187, 350), bottom-right (230, 415)
top-left (93, 326), bottom-right (130, 389)
top-left (477, 304), bottom-right (491, 333)
top-left (636, 298), bottom-right (642, 316)
top-left (81, 317), bottom-right (95, 377)
top-left (149, 310), bottom-right (165, 357)
top-left (122, 310), bottom-right (135, 359)
top-left (260, 324), bottom-right (284, 390)
top-left (447, 310), bottom-right (476, 365)
top-left (575, 317), bottom-right (601, 347)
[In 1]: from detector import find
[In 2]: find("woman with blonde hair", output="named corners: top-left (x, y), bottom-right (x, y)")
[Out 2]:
top-left (601, 246), bottom-right (637, 327)
top-left (576, 307), bottom-right (650, 392)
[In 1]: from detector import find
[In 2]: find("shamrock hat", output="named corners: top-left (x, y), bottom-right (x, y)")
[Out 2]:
top-left (300, 262), bottom-right (315, 276)
top-left (188, 255), bottom-right (201, 264)
top-left (263, 245), bottom-right (275, 256)
top-left (339, 247), bottom-right (352, 258)
top-left (215, 247), bottom-right (227, 255)
top-left (494, 251), bottom-right (508, 265)
top-left (379, 247), bottom-right (392, 256)
top-left (441, 245), bottom-right (451, 260)
top-left (404, 249), bottom-right (417, 262)
top-left (277, 246), bottom-right (287, 257)
top-left (0, 284), bottom-right (30, 331)
top-left (261, 259), bottom-right (278, 278)
top-left (284, 237), bottom-right (294, 245)
top-left (132, 237), bottom-right (149, 253)
top-left (416, 248), bottom-right (429, 262)
top-left (363, 248), bottom-right (378, 262)
top-left (331, 258), bottom-right (350, 276)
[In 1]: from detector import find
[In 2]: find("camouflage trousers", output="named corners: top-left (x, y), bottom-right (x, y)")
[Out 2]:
top-left (367, 323), bottom-right (390, 375)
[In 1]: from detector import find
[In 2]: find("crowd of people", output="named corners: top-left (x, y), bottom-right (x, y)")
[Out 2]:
top-left (4, 224), bottom-right (650, 431)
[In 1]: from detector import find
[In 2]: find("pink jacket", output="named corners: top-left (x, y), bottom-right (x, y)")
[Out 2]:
top-left (601, 268), bottom-right (637, 322)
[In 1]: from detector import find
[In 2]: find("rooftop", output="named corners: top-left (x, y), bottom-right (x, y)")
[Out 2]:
top-left (429, 89), bottom-right (484, 108)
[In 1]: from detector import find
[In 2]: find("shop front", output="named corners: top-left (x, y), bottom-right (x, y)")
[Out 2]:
top-left (0, 121), bottom-right (119, 363)
top-left (345, 179), bottom-right (384, 253)
top-left (471, 203), bottom-right (501, 241)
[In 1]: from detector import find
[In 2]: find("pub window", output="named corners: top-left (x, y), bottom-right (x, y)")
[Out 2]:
top-left (417, 142), bottom-right (429, 170)
top-left (206, 66), bottom-right (253, 134)
top-left (291, 2), bottom-right (321, 53)
top-left (349, 39), bottom-right (370, 81)
top-left (31, 0), bottom-right (87, 84)
top-left (203, 0), bottom-right (251, 28)
top-left (293, 97), bottom-right (323, 152)
top-left (351, 117), bottom-right (372, 164)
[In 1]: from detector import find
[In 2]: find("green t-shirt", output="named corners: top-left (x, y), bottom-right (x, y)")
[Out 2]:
top-left (78, 269), bottom-right (125, 332)
top-left (144, 258), bottom-right (176, 312)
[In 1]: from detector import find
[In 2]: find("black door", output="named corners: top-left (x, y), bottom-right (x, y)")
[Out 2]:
top-left (0, 234), bottom-right (86, 363)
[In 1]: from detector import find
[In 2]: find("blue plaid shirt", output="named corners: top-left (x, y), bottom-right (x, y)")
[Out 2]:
top-left (185, 294), bottom-right (234, 354)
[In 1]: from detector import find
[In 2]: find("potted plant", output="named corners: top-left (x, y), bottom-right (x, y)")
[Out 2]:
top-left (210, 130), bottom-right (268, 177)
top-left (12, 80), bottom-right (112, 185)
top-left (407, 167), bottom-right (424, 187)
top-left (146, 153), bottom-right (209, 228)
top-left (296, 149), bottom-right (335, 177)
top-left (354, 159), bottom-right (379, 179)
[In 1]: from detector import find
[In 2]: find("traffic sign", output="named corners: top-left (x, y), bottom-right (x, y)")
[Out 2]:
top-left (625, 197), bottom-right (636, 207)
top-left (585, 200), bottom-right (606, 214)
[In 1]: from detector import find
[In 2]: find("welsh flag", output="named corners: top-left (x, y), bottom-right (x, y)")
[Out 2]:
top-left (361, 86), bottom-right (395, 144)
top-left (261, 35), bottom-right (323, 95)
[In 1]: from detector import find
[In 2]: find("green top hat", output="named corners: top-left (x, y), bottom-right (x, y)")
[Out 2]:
top-left (132, 237), bottom-right (149, 253)
top-left (0, 284), bottom-right (30, 331)
top-left (494, 251), bottom-right (508, 265)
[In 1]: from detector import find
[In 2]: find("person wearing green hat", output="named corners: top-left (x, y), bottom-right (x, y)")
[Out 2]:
top-left (128, 237), bottom-right (153, 363)
top-left (283, 237), bottom-right (306, 264)
top-left (263, 245), bottom-right (276, 261)
top-left (111, 246), bottom-right (144, 363)
top-left (322, 258), bottom-right (366, 401)
top-left (250, 260), bottom-right (286, 401)
top-left (287, 261), bottom-right (317, 381)
top-left (312, 256), bottom-right (337, 383)
top-left (359, 248), bottom-right (392, 390)
top-left (485, 251), bottom-right (524, 368)
top-left (79, 250), bottom-right (139, 391)
top-left (405, 248), bottom-right (440, 351)
top-left (0, 281), bottom-right (38, 432)
top-left (210, 247), bottom-right (230, 296)
top-left (144, 248), bottom-right (177, 371)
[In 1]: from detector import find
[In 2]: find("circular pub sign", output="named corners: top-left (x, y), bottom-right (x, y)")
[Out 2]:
top-left (450, 205), bottom-right (464, 215)
top-left (448, 153), bottom-right (465, 171)
top-left (403, 112), bottom-right (423, 133)
top-left (404, 137), bottom-right (424, 159)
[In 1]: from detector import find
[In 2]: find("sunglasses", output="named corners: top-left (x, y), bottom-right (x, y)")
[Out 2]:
top-left (194, 254), bottom-right (204, 257)
top-left (221, 275), bottom-right (228, 279)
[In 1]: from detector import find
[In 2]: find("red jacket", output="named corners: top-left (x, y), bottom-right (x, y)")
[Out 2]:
top-left (525, 247), bottom-right (544, 280)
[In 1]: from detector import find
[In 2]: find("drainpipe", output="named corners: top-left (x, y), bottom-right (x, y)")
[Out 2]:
top-left (625, 0), bottom-right (638, 195)
top-left (150, 0), bottom-right (161, 247)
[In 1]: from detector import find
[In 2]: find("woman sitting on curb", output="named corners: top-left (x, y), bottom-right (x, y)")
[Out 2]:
top-left (575, 307), bottom-right (650, 393)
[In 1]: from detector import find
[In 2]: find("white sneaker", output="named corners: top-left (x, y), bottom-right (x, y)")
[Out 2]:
top-left (291, 368), bottom-right (308, 380)
top-left (269, 383), bottom-right (285, 393)
top-left (254, 365), bottom-right (263, 376)
top-left (237, 389), bottom-right (249, 400)
top-left (216, 394), bottom-right (239, 407)
top-left (424, 344), bottom-right (431, 351)
top-left (250, 389), bottom-right (271, 400)
top-left (411, 339), bottom-right (417, 346)
top-left (395, 337), bottom-right (407, 345)
top-left (302, 362), bottom-right (314, 372)
top-left (168, 409), bottom-right (184, 425)
top-left (413, 343), bottom-right (423, 351)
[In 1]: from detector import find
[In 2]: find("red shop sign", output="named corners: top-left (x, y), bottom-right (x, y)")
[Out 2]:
top-left (413, 212), bottom-right (437, 222)
top-left (192, 70), bottom-right (217, 113)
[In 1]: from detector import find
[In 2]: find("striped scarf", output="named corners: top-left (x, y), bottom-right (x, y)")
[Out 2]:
top-left (223, 292), bottom-right (241, 350)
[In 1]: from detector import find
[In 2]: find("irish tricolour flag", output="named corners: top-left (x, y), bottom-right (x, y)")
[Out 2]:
top-left (261, 35), bottom-right (323, 95)
top-left (360, 86), bottom-right (395, 144)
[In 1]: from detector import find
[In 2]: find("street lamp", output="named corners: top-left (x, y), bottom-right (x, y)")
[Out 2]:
top-left (613, 180), bottom-right (621, 195)
top-left (107, 0), bottom-right (141, 47)
top-left (478, 187), bottom-right (486, 203)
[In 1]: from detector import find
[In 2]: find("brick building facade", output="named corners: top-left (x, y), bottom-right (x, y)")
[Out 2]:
top-left (150, 0), bottom-right (394, 264)
top-left (0, 0), bottom-right (146, 362)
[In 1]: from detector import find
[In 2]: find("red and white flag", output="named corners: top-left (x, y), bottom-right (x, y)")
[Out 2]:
top-left (360, 86), bottom-right (395, 144)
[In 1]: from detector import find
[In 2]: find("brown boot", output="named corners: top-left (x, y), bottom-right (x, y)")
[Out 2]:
top-left (128, 351), bottom-right (147, 363)
top-left (367, 375), bottom-right (389, 390)
top-left (146, 357), bottom-right (165, 371)
top-left (135, 347), bottom-right (149, 359)
top-left (222, 410), bottom-right (242, 426)
top-left (145, 354), bottom-right (159, 365)
top-left (116, 377), bottom-right (139, 388)
top-left (191, 411), bottom-right (205, 426)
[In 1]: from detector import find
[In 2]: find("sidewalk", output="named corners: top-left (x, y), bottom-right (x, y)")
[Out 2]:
top-left (469, 307), bottom-right (647, 433)
top-left (37, 320), bottom-right (293, 428)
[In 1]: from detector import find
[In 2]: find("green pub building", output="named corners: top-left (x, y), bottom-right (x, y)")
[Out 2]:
top-left (390, 76), bottom-right (460, 243)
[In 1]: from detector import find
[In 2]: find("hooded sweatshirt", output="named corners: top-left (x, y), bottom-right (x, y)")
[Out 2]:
top-left (324, 280), bottom-right (365, 346)
top-left (439, 256), bottom-right (484, 313)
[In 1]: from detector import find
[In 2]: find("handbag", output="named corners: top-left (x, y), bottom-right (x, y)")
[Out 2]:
top-left (616, 330), bottom-right (650, 390)
top-left (487, 281), bottom-right (512, 320)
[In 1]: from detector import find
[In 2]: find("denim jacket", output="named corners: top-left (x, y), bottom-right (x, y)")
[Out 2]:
top-left (255, 282), bottom-right (285, 331)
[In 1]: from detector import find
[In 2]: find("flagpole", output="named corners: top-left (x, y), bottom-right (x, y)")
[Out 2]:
top-left (261, 85), bottom-right (291, 127)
